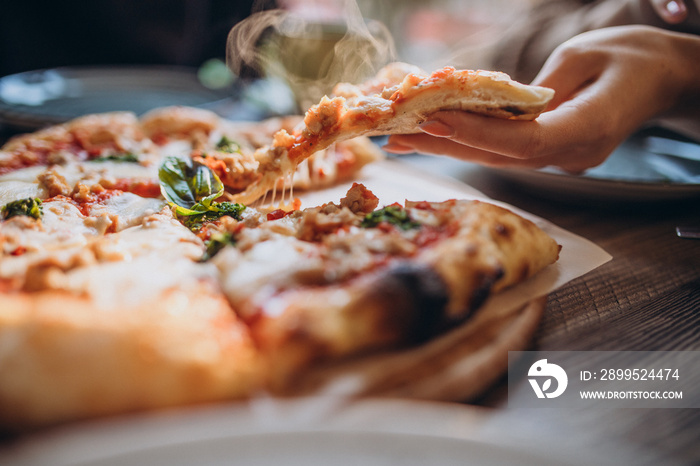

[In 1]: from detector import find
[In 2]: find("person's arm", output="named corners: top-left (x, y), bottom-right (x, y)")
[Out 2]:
top-left (491, 0), bottom-right (700, 83)
top-left (384, 25), bottom-right (700, 172)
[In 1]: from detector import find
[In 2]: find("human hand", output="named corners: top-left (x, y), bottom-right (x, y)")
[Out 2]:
top-left (384, 25), bottom-right (700, 173)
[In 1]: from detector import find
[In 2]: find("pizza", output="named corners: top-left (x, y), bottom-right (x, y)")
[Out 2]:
top-left (0, 65), bottom-right (560, 431)
top-left (0, 107), bottom-right (383, 207)
top-left (229, 62), bottom-right (555, 204)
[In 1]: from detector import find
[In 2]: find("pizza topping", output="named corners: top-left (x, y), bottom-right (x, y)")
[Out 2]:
top-left (91, 152), bottom-right (140, 163)
top-left (37, 167), bottom-right (72, 197)
top-left (339, 182), bottom-right (379, 214)
top-left (194, 151), bottom-right (260, 192)
top-left (1, 197), bottom-right (43, 220)
top-left (158, 156), bottom-right (223, 211)
top-left (266, 209), bottom-right (291, 221)
top-left (215, 135), bottom-right (242, 154)
top-left (361, 204), bottom-right (420, 231)
top-left (88, 193), bottom-right (165, 232)
top-left (296, 204), bottom-right (360, 242)
top-left (107, 178), bottom-right (162, 198)
top-left (302, 96), bottom-right (344, 137)
top-left (181, 202), bottom-right (246, 231)
top-left (158, 155), bottom-right (246, 230)
top-left (201, 231), bottom-right (236, 262)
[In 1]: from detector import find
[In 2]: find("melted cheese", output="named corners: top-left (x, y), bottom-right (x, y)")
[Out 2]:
top-left (0, 162), bottom-right (159, 209)
top-left (0, 193), bottom-right (201, 299)
top-left (0, 180), bottom-right (47, 207)
top-left (214, 235), bottom-right (320, 316)
top-left (83, 160), bottom-right (158, 180)
top-left (59, 254), bottom-right (215, 311)
top-left (89, 193), bottom-right (165, 231)
top-left (90, 215), bottom-right (202, 262)
top-left (0, 200), bottom-right (98, 281)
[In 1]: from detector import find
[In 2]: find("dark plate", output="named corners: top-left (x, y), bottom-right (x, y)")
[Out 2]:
top-left (0, 65), bottom-right (235, 131)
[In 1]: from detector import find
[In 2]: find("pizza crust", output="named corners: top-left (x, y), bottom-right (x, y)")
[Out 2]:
top-left (213, 191), bottom-right (560, 391)
top-left (0, 285), bottom-right (264, 430)
top-left (290, 297), bottom-right (547, 402)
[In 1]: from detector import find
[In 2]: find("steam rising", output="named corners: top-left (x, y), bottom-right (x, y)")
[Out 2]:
top-left (227, 0), bottom-right (396, 111)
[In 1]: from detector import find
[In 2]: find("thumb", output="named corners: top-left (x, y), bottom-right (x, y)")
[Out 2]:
top-left (530, 43), bottom-right (604, 110)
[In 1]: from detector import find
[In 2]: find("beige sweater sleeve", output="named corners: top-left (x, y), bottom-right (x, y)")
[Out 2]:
top-left (491, 0), bottom-right (700, 83)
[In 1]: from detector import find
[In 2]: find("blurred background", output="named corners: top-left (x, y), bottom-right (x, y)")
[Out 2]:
top-left (0, 0), bottom-right (531, 76)
top-left (0, 0), bottom-right (265, 77)
top-left (0, 0), bottom-right (534, 136)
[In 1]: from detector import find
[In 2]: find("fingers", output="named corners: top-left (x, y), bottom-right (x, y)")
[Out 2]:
top-left (385, 131), bottom-right (602, 173)
top-left (384, 83), bottom-right (616, 172)
top-left (649, 0), bottom-right (688, 24)
top-left (385, 130), bottom-right (606, 173)
top-left (412, 109), bottom-right (585, 162)
top-left (417, 112), bottom-right (545, 160)
top-left (385, 133), bottom-right (552, 169)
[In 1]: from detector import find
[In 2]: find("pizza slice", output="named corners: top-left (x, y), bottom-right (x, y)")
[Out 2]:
top-left (0, 187), bottom-right (264, 429)
top-left (207, 183), bottom-right (560, 387)
top-left (229, 62), bottom-right (556, 204)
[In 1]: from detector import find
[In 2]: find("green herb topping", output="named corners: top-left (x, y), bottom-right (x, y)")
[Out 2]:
top-left (158, 155), bottom-right (245, 230)
top-left (201, 231), bottom-right (236, 261)
top-left (216, 136), bottom-right (241, 154)
top-left (92, 153), bottom-right (140, 163)
top-left (1, 198), bottom-right (43, 220)
top-left (361, 205), bottom-right (420, 231)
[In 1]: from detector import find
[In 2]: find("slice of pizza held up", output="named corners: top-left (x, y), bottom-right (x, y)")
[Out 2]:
top-left (230, 62), bottom-right (555, 204)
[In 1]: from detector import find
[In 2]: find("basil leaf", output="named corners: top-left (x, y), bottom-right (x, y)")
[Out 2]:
top-left (158, 156), bottom-right (246, 231)
top-left (2, 198), bottom-right (43, 220)
top-left (182, 202), bottom-right (246, 231)
top-left (158, 156), bottom-right (224, 211)
top-left (361, 205), bottom-right (420, 231)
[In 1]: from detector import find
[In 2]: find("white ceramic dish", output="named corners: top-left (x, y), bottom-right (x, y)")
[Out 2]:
top-left (0, 399), bottom-right (637, 466)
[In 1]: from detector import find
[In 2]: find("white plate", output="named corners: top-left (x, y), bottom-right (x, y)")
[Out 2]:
top-left (0, 399), bottom-right (637, 466)
top-left (0, 66), bottom-right (234, 131)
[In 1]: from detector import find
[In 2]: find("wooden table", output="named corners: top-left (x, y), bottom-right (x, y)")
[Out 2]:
top-left (401, 153), bottom-right (700, 466)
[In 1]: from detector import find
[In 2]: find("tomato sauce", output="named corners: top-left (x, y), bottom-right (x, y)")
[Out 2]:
top-left (46, 190), bottom-right (121, 216)
top-left (110, 179), bottom-right (162, 198)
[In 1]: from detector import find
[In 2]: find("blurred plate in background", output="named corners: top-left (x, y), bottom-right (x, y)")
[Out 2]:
top-left (0, 66), bottom-right (235, 131)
